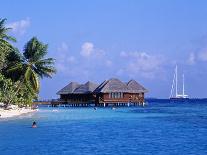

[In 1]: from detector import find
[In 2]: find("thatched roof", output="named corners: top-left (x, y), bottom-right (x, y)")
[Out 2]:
top-left (73, 81), bottom-right (98, 94)
top-left (93, 78), bottom-right (129, 93)
top-left (57, 79), bottom-right (148, 95)
top-left (56, 82), bottom-right (80, 95)
top-left (127, 79), bottom-right (148, 93)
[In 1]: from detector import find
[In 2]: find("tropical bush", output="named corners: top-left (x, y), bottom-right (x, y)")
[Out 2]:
top-left (0, 74), bottom-right (19, 106)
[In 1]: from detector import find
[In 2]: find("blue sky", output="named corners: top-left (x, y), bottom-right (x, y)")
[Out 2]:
top-left (1, 0), bottom-right (207, 98)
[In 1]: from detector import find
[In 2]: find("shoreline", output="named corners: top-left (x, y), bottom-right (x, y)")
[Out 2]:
top-left (0, 108), bottom-right (37, 119)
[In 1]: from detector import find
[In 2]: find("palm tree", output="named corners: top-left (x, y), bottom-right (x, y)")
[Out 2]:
top-left (0, 18), bottom-right (16, 70)
top-left (2, 48), bottom-right (23, 81)
top-left (9, 37), bottom-right (56, 93)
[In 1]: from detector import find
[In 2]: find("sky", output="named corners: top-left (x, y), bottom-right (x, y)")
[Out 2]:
top-left (1, 0), bottom-right (207, 99)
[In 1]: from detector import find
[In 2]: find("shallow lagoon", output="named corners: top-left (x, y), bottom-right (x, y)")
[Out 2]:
top-left (0, 102), bottom-right (207, 155)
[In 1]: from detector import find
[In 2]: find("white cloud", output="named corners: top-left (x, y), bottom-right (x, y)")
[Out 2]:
top-left (80, 42), bottom-right (94, 57)
top-left (7, 18), bottom-right (30, 35)
top-left (122, 51), bottom-right (163, 71)
top-left (56, 41), bottom-right (115, 80)
top-left (56, 42), bottom-right (76, 72)
top-left (119, 51), bottom-right (165, 78)
top-left (129, 52), bottom-right (162, 71)
top-left (57, 43), bottom-right (167, 80)
top-left (80, 42), bottom-right (105, 58)
top-left (198, 50), bottom-right (207, 61)
top-left (187, 52), bottom-right (195, 65)
top-left (186, 49), bottom-right (207, 65)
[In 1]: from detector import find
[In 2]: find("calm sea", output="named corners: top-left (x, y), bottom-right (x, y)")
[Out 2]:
top-left (0, 100), bottom-right (207, 155)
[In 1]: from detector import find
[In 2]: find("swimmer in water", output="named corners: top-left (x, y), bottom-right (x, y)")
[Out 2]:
top-left (32, 121), bottom-right (37, 128)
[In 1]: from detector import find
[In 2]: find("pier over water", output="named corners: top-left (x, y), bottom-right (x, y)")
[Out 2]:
top-left (33, 99), bottom-right (146, 107)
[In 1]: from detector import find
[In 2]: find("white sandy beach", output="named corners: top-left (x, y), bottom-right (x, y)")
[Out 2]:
top-left (0, 108), bottom-right (37, 118)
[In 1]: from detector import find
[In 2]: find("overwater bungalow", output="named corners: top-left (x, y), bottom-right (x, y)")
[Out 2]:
top-left (93, 78), bottom-right (148, 106)
top-left (57, 82), bottom-right (80, 100)
top-left (57, 81), bottom-right (98, 105)
top-left (56, 78), bottom-right (148, 107)
top-left (126, 79), bottom-right (148, 104)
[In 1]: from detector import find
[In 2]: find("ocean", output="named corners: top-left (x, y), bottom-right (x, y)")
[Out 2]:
top-left (0, 100), bottom-right (207, 155)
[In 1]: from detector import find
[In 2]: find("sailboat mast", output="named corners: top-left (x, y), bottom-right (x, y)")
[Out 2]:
top-left (170, 71), bottom-right (176, 98)
top-left (175, 65), bottom-right (178, 97)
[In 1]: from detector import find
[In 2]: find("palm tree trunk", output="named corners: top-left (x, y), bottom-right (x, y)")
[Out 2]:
top-left (14, 76), bottom-right (25, 96)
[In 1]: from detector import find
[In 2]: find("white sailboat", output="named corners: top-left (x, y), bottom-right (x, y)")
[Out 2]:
top-left (170, 65), bottom-right (189, 99)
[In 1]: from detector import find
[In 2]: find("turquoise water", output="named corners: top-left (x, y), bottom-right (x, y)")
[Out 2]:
top-left (0, 101), bottom-right (207, 155)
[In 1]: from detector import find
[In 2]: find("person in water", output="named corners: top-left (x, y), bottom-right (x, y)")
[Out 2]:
top-left (32, 121), bottom-right (37, 128)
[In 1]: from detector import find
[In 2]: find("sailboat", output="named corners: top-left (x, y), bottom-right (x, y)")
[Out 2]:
top-left (170, 65), bottom-right (189, 100)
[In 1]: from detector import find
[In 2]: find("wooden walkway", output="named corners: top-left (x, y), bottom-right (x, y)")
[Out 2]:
top-left (33, 99), bottom-right (146, 107)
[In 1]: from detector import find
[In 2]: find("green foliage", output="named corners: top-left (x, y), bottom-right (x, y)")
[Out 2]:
top-left (0, 74), bottom-right (19, 105)
top-left (0, 74), bottom-right (37, 106)
top-left (16, 81), bottom-right (38, 106)
top-left (0, 18), bottom-right (16, 70)
top-left (2, 48), bottom-right (23, 81)
top-left (0, 18), bottom-right (56, 107)
top-left (8, 37), bottom-right (56, 92)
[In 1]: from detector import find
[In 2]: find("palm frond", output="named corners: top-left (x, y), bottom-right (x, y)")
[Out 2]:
top-left (34, 58), bottom-right (55, 67)
top-left (7, 62), bottom-right (24, 73)
top-left (2, 34), bottom-right (16, 42)
top-left (34, 65), bottom-right (56, 78)
top-left (23, 37), bottom-right (48, 61)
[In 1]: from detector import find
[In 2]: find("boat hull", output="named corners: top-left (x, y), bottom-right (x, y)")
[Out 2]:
top-left (170, 97), bottom-right (190, 102)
